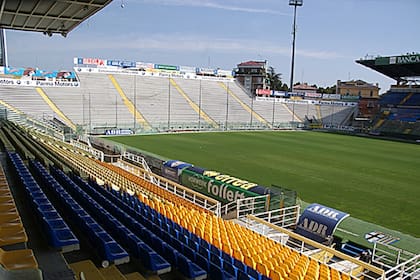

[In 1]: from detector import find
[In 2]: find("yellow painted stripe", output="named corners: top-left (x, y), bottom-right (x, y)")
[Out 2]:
top-left (35, 87), bottom-right (77, 130)
top-left (218, 82), bottom-right (272, 128)
top-left (373, 118), bottom-right (384, 129)
top-left (0, 100), bottom-right (24, 115)
top-left (108, 75), bottom-right (151, 130)
top-left (400, 92), bottom-right (413, 105)
top-left (315, 104), bottom-right (322, 121)
top-left (282, 103), bottom-right (303, 122)
top-left (169, 78), bottom-right (219, 128)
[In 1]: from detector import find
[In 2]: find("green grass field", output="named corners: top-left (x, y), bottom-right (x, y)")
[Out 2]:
top-left (108, 131), bottom-right (420, 241)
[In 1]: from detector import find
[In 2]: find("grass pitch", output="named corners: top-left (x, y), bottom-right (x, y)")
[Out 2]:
top-left (108, 131), bottom-right (420, 239)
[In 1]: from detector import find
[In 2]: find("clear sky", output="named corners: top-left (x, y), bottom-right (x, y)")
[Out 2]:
top-left (5, 0), bottom-right (420, 93)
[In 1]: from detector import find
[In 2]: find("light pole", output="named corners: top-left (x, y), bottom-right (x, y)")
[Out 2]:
top-left (168, 77), bottom-right (171, 131)
top-left (198, 79), bottom-right (202, 131)
top-left (133, 75), bottom-right (136, 132)
top-left (289, 0), bottom-right (302, 127)
top-left (289, 0), bottom-right (302, 94)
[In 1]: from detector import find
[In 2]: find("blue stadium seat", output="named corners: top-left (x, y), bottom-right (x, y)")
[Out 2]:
top-left (210, 262), bottom-right (236, 280)
top-left (7, 155), bottom-right (79, 252)
top-left (177, 253), bottom-right (207, 280)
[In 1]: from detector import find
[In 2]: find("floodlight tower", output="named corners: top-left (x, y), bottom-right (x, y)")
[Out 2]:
top-left (289, 0), bottom-right (303, 93)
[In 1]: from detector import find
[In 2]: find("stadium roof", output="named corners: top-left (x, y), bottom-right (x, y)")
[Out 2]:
top-left (0, 0), bottom-right (113, 37)
top-left (356, 54), bottom-right (420, 82)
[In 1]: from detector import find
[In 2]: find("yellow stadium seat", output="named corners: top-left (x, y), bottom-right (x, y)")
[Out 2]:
top-left (256, 262), bottom-right (270, 276)
top-left (270, 270), bottom-right (284, 280)
top-left (0, 225), bottom-right (28, 247)
top-left (0, 248), bottom-right (38, 270)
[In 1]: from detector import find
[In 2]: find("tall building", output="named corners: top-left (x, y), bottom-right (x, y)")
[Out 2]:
top-left (336, 79), bottom-right (379, 98)
top-left (235, 61), bottom-right (268, 95)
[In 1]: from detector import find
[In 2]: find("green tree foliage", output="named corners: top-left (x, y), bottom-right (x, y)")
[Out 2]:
top-left (317, 85), bottom-right (336, 94)
top-left (267, 66), bottom-right (288, 91)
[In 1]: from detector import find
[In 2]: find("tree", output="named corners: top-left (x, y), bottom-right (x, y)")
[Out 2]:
top-left (317, 85), bottom-right (336, 94)
top-left (266, 66), bottom-right (287, 91)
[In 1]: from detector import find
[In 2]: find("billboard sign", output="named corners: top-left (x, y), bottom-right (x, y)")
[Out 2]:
top-left (106, 60), bottom-right (136, 68)
top-left (180, 169), bottom-right (260, 204)
top-left (390, 54), bottom-right (420, 65)
top-left (154, 64), bottom-right (179, 71)
top-left (74, 57), bottom-right (106, 66)
top-left (295, 203), bottom-right (349, 243)
top-left (256, 89), bottom-right (271, 95)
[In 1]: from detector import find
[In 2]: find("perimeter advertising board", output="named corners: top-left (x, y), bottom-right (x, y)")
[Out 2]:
top-left (180, 169), bottom-right (260, 204)
top-left (295, 203), bottom-right (349, 243)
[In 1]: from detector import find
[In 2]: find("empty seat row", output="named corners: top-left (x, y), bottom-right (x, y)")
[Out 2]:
top-left (106, 181), bottom-right (352, 280)
top-left (0, 164), bottom-right (28, 248)
top-left (52, 167), bottom-right (173, 274)
top-left (7, 152), bottom-right (79, 253)
top-left (95, 182), bottom-right (251, 280)
top-left (68, 171), bottom-right (186, 278)
top-left (28, 160), bottom-right (129, 266)
top-left (0, 161), bottom-right (39, 274)
top-left (97, 161), bottom-right (207, 213)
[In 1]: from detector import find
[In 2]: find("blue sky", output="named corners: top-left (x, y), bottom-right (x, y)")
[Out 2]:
top-left (5, 0), bottom-right (420, 93)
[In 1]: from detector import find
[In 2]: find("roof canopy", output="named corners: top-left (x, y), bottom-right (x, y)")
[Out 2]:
top-left (0, 0), bottom-right (112, 37)
top-left (356, 54), bottom-right (420, 82)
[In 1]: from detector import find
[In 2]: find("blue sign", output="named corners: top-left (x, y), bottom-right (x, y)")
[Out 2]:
top-left (107, 60), bottom-right (136, 68)
top-left (294, 203), bottom-right (349, 243)
top-left (105, 129), bottom-right (133, 135)
top-left (161, 160), bottom-right (192, 183)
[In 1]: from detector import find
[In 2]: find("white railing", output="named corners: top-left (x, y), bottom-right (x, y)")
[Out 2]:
top-left (251, 205), bottom-right (300, 229)
top-left (237, 195), bottom-right (269, 218)
top-left (379, 254), bottom-right (420, 280)
top-left (244, 215), bottom-right (386, 280)
top-left (70, 139), bottom-right (104, 161)
top-left (372, 242), bottom-right (420, 279)
top-left (122, 151), bottom-right (158, 185)
top-left (114, 159), bottom-right (221, 216)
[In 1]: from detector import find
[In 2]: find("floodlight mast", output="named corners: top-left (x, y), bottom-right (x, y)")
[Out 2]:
top-left (289, 0), bottom-right (303, 93)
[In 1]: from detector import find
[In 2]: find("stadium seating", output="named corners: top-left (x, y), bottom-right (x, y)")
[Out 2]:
top-left (379, 92), bottom-right (408, 106)
top-left (34, 135), bottom-right (357, 280)
top-left (0, 87), bottom-right (56, 119)
top-left (403, 93), bottom-right (420, 106)
top-left (28, 160), bottom-right (130, 267)
top-left (0, 165), bottom-right (28, 248)
top-left (7, 152), bottom-right (79, 252)
top-left (92, 172), bottom-right (352, 280)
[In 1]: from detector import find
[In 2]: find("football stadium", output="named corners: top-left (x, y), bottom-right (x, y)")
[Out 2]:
top-left (0, 1), bottom-right (419, 280)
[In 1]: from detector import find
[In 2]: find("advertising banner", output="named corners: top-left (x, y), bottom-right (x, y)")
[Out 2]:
top-left (322, 93), bottom-right (341, 100)
top-left (180, 169), bottom-right (259, 204)
top-left (161, 160), bottom-right (192, 183)
top-left (154, 64), bottom-right (179, 71)
top-left (179, 65), bottom-right (196, 73)
top-left (105, 129), bottom-right (133, 135)
top-left (341, 95), bottom-right (360, 101)
top-left (388, 54), bottom-right (420, 65)
top-left (272, 91), bottom-right (288, 97)
top-left (256, 89), bottom-right (271, 95)
top-left (106, 60), bottom-right (136, 68)
top-left (0, 77), bottom-right (80, 87)
top-left (216, 69), bottom-right (234, 78)
top-left (74, 57), bottom-right (106, 66)
top-left (305, 92), bottom-right (322, 98)
top-left (3, 67), bottom-right (77, 80)
top-left (196, 67), bottom-right (217, 76)
top-left (136, 62), bottom-right (154, 70)
top-left (295, 203), bottom-right (349, 243)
